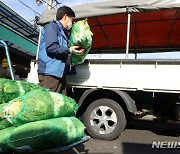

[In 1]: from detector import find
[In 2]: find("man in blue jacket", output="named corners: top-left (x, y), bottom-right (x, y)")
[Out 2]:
top-left (38, 6), bottom-right (84, 94)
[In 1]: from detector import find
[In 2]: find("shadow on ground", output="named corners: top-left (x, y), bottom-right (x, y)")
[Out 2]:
top-left (126, 119), bottom-right (180, 137)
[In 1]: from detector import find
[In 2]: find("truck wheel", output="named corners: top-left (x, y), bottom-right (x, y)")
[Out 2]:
top-left (84, 98), bottom-right (126, 140)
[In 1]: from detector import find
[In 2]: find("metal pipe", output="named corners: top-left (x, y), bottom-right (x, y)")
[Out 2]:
top-left (36, 27), bottom-right (43, 60)
top-left (125, 13), bottom-right (131, 59)
top-left (132, 13), bottom-right (138, 59)
top-left (0, 40), bottom-right (15, 80)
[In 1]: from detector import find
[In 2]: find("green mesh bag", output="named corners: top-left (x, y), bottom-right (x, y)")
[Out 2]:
top-left (70, 19), bottom-right (93, 65)
top-left (0, 89), bottom-right (78, 129)
top-left (0, 119), bottom-right (12, 130)
top-left (0, 126), bottom-right (14, 152)
top-left (0, 117), bottom-right (85, 152)
top-left (0, 126), bottom-right (14, 143)
top-left (0, 78), bottom-right (44, 104)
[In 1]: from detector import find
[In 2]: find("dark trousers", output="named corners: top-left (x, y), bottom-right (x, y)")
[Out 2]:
top-left (38, 74), bottom-right (67, 95)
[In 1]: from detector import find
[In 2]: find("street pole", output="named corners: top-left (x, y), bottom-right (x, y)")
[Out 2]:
top-left (47, 0), bottom-right (53, 9)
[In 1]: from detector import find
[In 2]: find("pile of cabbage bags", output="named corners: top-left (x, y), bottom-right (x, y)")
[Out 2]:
top-left (0, 78), bottom-right (85, 153)
top-left (0, 78), bottom-right (43, 104)
top-left (70, 19), bottom-right (93, 65)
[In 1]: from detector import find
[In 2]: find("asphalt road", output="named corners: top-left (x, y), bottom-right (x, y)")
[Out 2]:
top-left (60, 119), bottom-right (180, 154)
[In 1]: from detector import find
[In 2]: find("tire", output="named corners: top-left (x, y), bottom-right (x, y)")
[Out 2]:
top-left (84, 98), bottom-right (126, 140)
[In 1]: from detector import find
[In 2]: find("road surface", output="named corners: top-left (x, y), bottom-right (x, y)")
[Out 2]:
top-left (60, 119), bottom-right (180, 154)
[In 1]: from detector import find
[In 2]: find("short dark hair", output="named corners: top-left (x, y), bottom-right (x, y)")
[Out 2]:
top-left (56, 6), bottom-right (75, 20)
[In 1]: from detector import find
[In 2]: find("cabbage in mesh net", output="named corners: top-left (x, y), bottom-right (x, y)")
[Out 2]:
top-left (0, 119), bottom-right (12, 130)
top-left (0, 127), bottom-right (14, 143)
top-left (0, 89), bottom-right (78, 129)
top-left (0, 117), bottom-right (85, 152)
top-left (0, 78), bottom-right (44, 104)
top-left (70, 19), bottom-right (93, 65)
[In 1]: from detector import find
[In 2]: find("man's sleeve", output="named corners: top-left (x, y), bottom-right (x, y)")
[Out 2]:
top-left (44, 22), bottom-right (70, 55)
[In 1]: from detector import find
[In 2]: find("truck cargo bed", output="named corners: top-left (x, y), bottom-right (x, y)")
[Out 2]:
top-left (67, 59), bottom-right (180, 93)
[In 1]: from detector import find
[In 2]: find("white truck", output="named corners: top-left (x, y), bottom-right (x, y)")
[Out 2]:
top-left (36, 0), bottom-right (180, 140)
top-left (65, 0), bottom-right (180, 140)
top-left (67, 58), bottom-right (180, 140)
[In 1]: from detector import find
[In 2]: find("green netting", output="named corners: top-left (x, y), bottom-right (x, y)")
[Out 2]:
top-left (0, 78), bottom-right (44, 104)
top-left (0, 117), bottom-right (85, 152)
top-left (0, 127), bottom-right (14, 143)
top-left (70, 19), bottom-right (93, 65)
top-left (0, 89), bottom-right (78, 128)
top-left (0, 119), bottom-right (12, 130)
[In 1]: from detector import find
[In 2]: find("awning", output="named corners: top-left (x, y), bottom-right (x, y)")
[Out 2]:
top-left (72, 0), bottom-right (180, 18)
top-left (71, 0), bottom-right (180, 53)
top-left (83, 9), bottom-right (180, 53)
top-left (0, 1), bottom-right (39, 57)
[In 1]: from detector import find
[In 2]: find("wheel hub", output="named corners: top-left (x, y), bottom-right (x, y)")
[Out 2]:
top-left (90, 105), bottom-right (117, 134)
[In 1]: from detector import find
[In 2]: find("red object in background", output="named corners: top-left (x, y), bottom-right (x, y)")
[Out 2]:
top-left (78, 9), bottom-right (180, 53)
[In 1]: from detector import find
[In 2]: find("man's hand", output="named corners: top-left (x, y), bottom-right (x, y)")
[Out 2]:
top-left (70, 46), bottom-right (85, 55)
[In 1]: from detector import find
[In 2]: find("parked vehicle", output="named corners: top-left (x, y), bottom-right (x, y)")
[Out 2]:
top-left (66, 0), bottom-right (180, 140)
